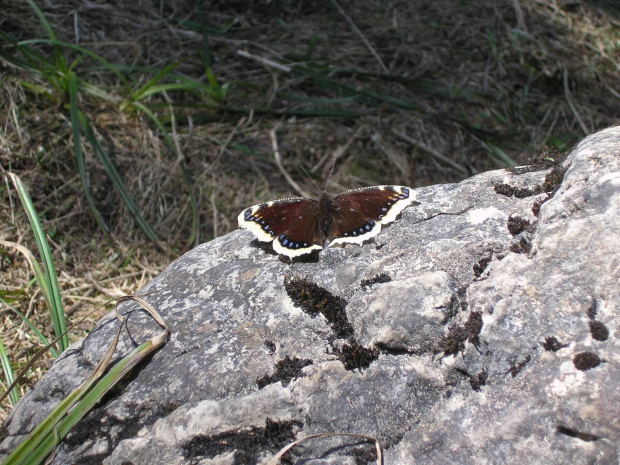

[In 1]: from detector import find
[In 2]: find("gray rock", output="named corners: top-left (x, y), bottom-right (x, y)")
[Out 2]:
top-left (1, 126), bottom-right (619, 464)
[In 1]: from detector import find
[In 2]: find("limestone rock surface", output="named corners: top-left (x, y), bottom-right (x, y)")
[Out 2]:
top-left (1, 126), bottom-right (619, 464)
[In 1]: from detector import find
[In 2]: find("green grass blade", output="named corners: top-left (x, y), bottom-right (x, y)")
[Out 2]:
top-left (77, 80), bottom-right (120, 103)
top-left (482, 141), bottom-right (518, 167)
top-left (196, 2), bottom-right (213, 67)
top-left (0, 31), bottom-right (58, 82)
top-left (125, 101), bottom-right (177, 153)
top-left (132, 82), bottom-right (220, 100)
top-left (231, 142), bottom-right (271, 159)
top-left (0, 47), bottom-right (42, 73)
top-left (122, 66), bottom-right (225, 109)
top-left (293, 66), bottom-right (422, 111)
top-left (4, 295), bottom-right (168, 465)
top-left (0, 337), bottom-right (19, 406)
top-left (67, 71), bottom-right (111, 236)
top-left (0, 297), bottom-right (56, 358)
top-left (0, 241), bottom-right (58, 356)
top-left (171, 17), bottom-right (232, 35)
top-left (5, 339), bottom-right (156, 465)
top-left (24, 0), bottom-right (59, 43)
top-left (203, 67), bottom-right (227, 103)
top-left (274, 92), bottom-right (358, 105)
top-left (0, 289), bottom-right (24, 302)
top-left (7, 174), bottom-right (68, 352)
top-left (3, 366), bottom-right (101, 465)
top-left (24, 0), bottom-right (67, 74)
top-left (18, 39), bottom-right (128, 86)
top-left (308, 65), bottom-right (492, 102)
top-left (15, 81), bottom-right (57, 103)
top-left (156, 102), bottom-right (372, 119)
top-left (1, 31), bottom-right (124, 99)
top-left (78, 113), bottom-right (161, 245)
top-left (128, 61), bottom-right (181, 102)
top-left (54, 339), bottom-right (162, 439)
top-left (130, 102), bottom-right (198, 246)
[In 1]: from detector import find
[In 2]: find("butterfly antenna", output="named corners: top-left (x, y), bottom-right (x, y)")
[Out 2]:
top-left (300, 166), bottom-right (322, 195)
top-left (324, 160), bottom-right (336, 193)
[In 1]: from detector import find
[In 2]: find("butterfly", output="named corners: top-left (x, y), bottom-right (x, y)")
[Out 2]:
top-left (238, 185), bottom-right (417, 258)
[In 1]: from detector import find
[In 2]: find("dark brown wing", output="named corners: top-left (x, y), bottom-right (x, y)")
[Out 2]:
top-left (238, 197), bottom-right (324, 258)
top-left (329, 185), bottom-right (415, 246)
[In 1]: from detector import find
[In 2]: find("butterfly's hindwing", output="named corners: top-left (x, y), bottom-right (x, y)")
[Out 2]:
top-left (329, 209), bottom-right (383, 246)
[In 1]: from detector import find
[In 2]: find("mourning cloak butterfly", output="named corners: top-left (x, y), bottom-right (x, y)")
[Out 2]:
top-left (238, 185), bottom-right (417, 258)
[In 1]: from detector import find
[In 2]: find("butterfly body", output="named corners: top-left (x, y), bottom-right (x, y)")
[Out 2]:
top-left (317, 193), bottom-right (338, 242)
top-left (238, 185), bottom-right (416, 258)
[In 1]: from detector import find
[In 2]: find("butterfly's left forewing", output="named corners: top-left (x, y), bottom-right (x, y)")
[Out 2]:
top-left (238, 198), bottom-right (324, 258)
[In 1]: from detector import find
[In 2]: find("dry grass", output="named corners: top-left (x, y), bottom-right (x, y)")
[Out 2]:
top-left (1, 0), bottom-right (619, 422)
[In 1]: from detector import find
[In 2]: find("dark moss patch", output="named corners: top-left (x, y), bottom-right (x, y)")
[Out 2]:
top-left (531, 153), bottom-right (569, 213)
top-left (285, 277), bottom-right (378, 371)
top-left (182, 418), bottom-right (301, 464)
top-left (360, 273), bottom-right (391, 290)
top-left (539, 146), bottom-right (566, 163)
top-left (284, 276), bottom-right (352, 338)
top-left (542, 336), bottom-right (569, 352)
top-left (507, 216), bottom-right (531, 235)
top-left (257, 356), bottom-right (313, 388)
top-left (505, 354), bottom-right (531, 377)
top-left (352, 444), bottom-right (379, 465)
top-left (589, 321), bottom-right (609, 341)
top-left (494, 183), bottom-right (543, 198)
top-left (438, 311), bottom-right (483, 357)
top-left (509, 146), bottom-right (563, 175)
top-left (473, 255), bottom-right (492, 278)
top-left (470, 370), bottom-right (488, 391)
top-left (505, 147), bottom-right (569, 215)
top-left (531, 197), bottom-right (545, 216)
top-left (542, 163), bottom-right (567, 193)
top-left (510, 236), bottom-right (532, 254)
top-left (375, 344), bottom-right (413, 356)
top-left (557, 425), bottom-right (600, 442)
top-left (573, 351), bottom-right (601, 371)
top-left (451, 367), bottom-right (487, 391)
top-left (337, 341), bottom-right (379, 371)
top-left (264, 340), bottom-right (277, 354)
